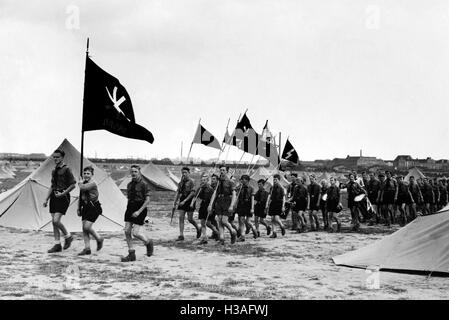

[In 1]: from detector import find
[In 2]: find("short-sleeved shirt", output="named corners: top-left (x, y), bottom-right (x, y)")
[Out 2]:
top-left (80, 181), bottom-right (99, 203)
top-left (397, 181), bottom-right (410, 197)
top-left (327, 185), bottom-right (340, 201)
top-left (287, 182), bottom-right (297, 198)
top-left (409, 182), bottom-right (421, 199)
top-left (254, 189), bottom-right (269, 210)
top-left (439, 185), bottom-right (447, 202)
top-left (367, 179), bottom-right (380, 199)
top-left (270, 184), bottom-right (285, 202)
top-left (422, 183), bottom-right (434, 201)
top-left (293, 184), bottom-right (308, 201)
top-left (362, 178), bottom-right (369, 190)
top-left (178, 177), bottom-right (195, 199)
top-left (347, 181), bottom-right (364, 201)
top-left (433, 185), bottom-right (440, 200)
top-left (198, 184), bottom-right (214, 210)
top-left (237, 185), bottom-right (254, 208)
top-left (217, 177), bottom-right (235, 198)
top-left (127, 177), bottom-right (150, 203)
top-left (307, 182), bottom-right (321, 202)
top-left (383, 178), bottom-right (397, 195)
top-left (51, 164), bottom-right (76, 191)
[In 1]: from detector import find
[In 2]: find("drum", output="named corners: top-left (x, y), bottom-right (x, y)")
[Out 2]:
top-left (354, 194), bottom-right (366, 202)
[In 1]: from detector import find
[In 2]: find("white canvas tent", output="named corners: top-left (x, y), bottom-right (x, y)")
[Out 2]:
top-left (249, 167), bottom-right (289, 191)
top-left (404, 167), bottom-right (426, 182)
top-left (0, 139), bottom-right (125, 232)
top-left (0, 166), bottom-right (14, 180)
top-left (333, 208), bottom-right (449, 274)
top-left (119, 162), bottom-right (178, 192)
top-left (166, 168), bottom-right (181, 185)
top-left (0, 161), bottom-right (16, 177)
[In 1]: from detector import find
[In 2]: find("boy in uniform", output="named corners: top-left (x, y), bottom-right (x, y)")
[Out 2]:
top-left (254, 179), bottom-right (271, 237)
top-left (121, 165), bottom-right (154, 262)
top-left (174, 167), bottom-right (201, 241)
top-left (192, 173), bottom-right (218, 245)
top-left (209, 166), bottom-right (237, 245)
top-left (235, 175), bottom-right (257, 241)
top-left (43, 149), bottom-right (76, 253)
top-left (326, 177), bottom-right (342, 232)
top-left (408, 175), bottom-right (422, 220)
top-left (307, 174), bottom-right (321, 231)
top-left (266, 174), bottom-right (286, 238)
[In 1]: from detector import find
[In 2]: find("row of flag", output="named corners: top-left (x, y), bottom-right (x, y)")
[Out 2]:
top-left (80, 42), bottom-right (299, 168)
top-left (190, 112), bottom-right (300, 167)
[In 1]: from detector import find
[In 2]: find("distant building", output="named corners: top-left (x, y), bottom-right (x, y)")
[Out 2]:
top-left (330, 155), bottom-right (385, 169)
top-left (393, 155), bottom-right (449, 171)
top-left (393, 155), bottom-right (414, 170)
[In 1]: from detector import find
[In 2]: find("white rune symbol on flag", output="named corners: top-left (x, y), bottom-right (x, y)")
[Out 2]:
top-left (106, 86), bottom-right (129, 121)
top-left (286, 149), bottom-right (294, 159)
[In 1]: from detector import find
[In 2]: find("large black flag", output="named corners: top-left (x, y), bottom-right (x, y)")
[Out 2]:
top-left (82, 57), bottom-right (154, 143)
top-left (257, 120), bottom-right (280, 167)
top-left (230, 113), bottom-right (259, 155)
top-left (192, 123), bottom-right (222, 150)
top-left (281, 138), bottom-right (299, 164)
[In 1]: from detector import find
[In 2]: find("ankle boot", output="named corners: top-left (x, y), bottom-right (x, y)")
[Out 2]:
top-left (121, 250), bottom-right (136, 262)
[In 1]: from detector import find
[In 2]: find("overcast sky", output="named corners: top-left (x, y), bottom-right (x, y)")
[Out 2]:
top-left (2, 0), bottom-right (449, 161)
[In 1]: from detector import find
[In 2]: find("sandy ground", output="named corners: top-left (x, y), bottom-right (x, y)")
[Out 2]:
top-left (1, 208), bottom-right (449, 300)
top-left (2, 169), bottom-right (449, 300)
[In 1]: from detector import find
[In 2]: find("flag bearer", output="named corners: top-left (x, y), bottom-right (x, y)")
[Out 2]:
top-left (209, 166), bottom-right (237, 245)
top-left (192, 173), bottom-right (217, 245)
top-left (77, 166), bottom-right (104, 255)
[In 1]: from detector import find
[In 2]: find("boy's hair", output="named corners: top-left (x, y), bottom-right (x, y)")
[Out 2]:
top-left (257, 179), bottom-right (265, 185)
top-left (240, 174), bottom-right (250, 181)
top-left (83, 166), bottom-right (94, 174)
top-left (131, 164), bottom-right (141, 171)
top-left (201, 173), bottom-right (209, 179)
top-left (181, 167), bottom-right (190, 172)
top-left (273, 174), bottom-right (281, 180)
top-left (211, 174), bottom-right (219, 179)
top-left (53, 149), bottom-right (65, 157)
top-left (219, 165), bottom-right (229, 172)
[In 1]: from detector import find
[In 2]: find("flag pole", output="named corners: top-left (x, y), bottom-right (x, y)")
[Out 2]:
top-left (223, 113), bottom-right (242, 165)
top-left (80, 37), bottom-right (89, 176)
top-left (79, 37), bottom-right (89, 211)
top-left (186, 118), bottom-right (201, 165)
top-left (215, 118), bottom-right (230, 164)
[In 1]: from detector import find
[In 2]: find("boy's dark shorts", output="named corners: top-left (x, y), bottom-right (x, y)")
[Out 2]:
top-left (177, 196), bottom-right (194, 212)
top-left (198, 207), bottom-right (208, 220)
top-left (254, 206), bottom-right (266, 218)
top-left (125, 201), bottom-right (147, 226)
top-left (49, 193), bottom-right (71, 214)
top-left (236, 205), bottom-right (252, 217)
top-left (81, 201), bottom-right (102, 223)
top-left (214, 196), bottom-right (233, 217)
top-left (268, 201), bottom-right (283, 217)
top-left (292, 198), bottom-right (307, 212)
